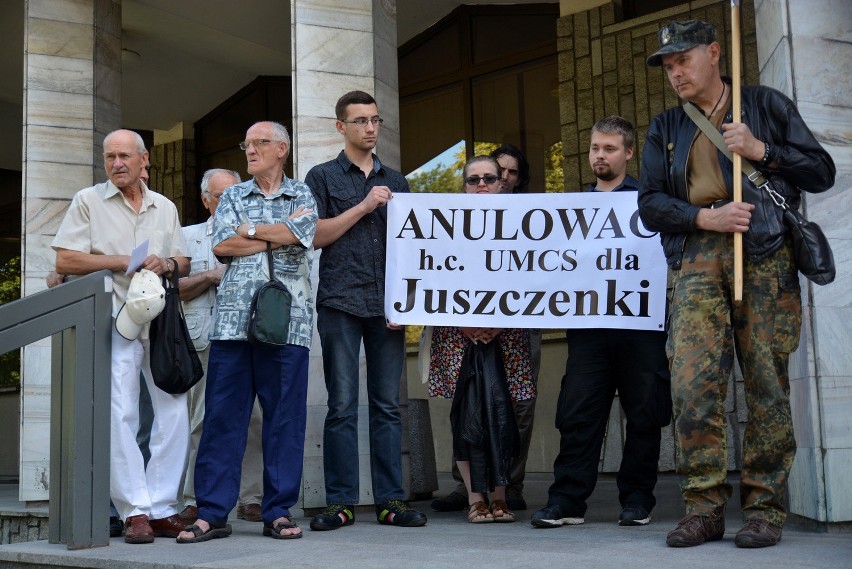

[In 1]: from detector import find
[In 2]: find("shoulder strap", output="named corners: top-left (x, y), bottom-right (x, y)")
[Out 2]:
top-left (682, 102), bottom-right (768, 187)
top-left (265, 242), bottom-right (275, 282)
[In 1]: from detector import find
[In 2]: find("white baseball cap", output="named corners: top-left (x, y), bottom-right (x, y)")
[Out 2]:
top-left (115, 269), bottom-right (166, 340)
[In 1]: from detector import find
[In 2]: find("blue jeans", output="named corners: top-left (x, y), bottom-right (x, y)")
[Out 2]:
top-left (317, 306), bottom-right (405, 504)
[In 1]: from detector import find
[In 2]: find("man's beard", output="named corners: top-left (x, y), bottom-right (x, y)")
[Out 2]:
top-left (593, 163), bottom-right (616, 181)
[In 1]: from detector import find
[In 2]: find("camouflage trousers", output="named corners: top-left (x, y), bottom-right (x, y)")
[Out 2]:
top-left (667, 230), bottom-right (801, 526)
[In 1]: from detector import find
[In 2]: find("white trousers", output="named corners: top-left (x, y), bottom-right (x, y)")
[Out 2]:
top-left (110, 328), bottom-right (189, 521)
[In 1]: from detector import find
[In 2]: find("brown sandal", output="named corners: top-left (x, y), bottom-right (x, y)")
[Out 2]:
top-left (467, 501), bottom-right (494, 524)
top-left (490, 499), bottom-right (515, 523)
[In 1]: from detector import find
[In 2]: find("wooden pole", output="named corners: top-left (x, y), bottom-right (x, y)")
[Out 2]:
top-left (731, 1), bottom-right (744, 301)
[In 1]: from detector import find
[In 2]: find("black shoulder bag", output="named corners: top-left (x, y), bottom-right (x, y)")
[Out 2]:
top-left (149, 263), bottom-right (204, 394)
top-left (247, 242), bottom-right (292, 348)
top-left (684, 102), bottom-right (836, 285)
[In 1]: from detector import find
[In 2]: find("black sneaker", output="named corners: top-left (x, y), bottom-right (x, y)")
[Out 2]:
top-left (309, 504), bottom-right (355, 531)
top-left (619, 505), bottom-right (651, 526)
top-left (376, 500), bottom-right (427, 527)
top-left (430, 491), bottom-right (468, 512)
top-left (530, 504), bottom-right (584, 528)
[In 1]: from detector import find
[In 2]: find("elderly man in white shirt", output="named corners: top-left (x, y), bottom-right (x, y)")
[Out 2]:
top-left (52, 129), bottom-right (190, 544)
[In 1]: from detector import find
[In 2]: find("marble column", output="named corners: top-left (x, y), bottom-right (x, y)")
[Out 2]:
top-left (755, 0), bottom-right (852, 524)
top-left (290, 0), bottom-right (405, 509)
top-left (20, 0), bottom-right (121, 501)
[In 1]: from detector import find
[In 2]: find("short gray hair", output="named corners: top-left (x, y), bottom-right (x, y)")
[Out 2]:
top-left (201, 168), bottom-right (241, 195)
top-left (251, 121), bottom-right (290, 147)
top-left (103, 129), bottom-right (146, 154)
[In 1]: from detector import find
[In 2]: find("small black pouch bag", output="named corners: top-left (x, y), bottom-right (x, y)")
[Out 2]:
top-left (247, 242), bottom-right (292, 348)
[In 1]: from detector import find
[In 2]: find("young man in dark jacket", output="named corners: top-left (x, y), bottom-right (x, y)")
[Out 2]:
top-left (639, 20), bottom-right (835, 549)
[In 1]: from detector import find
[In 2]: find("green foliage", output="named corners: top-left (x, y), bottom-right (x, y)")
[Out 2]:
top-left (545, 141), bottom-right (565, 193)
top-left (407, 163), bottom-right (463, 194)
top-left (405, 324), bottom-right (424, 347)
top-left (0, 256), bottom-right (21, 388)
top-left (406, 142), bottom-right (503, 194)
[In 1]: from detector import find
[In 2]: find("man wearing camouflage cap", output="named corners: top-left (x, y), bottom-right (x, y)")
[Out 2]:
top-left (638, 20), bottom-right (835, 548)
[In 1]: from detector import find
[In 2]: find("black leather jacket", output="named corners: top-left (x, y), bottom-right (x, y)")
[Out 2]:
top-left (449, 340), bottom-right (519, 493)
top-left (639, 79), bottom-right (836, 268)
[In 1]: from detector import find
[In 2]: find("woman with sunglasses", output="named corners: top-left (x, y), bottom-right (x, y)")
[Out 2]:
top-left (426, 156), bottom-right (534, 524)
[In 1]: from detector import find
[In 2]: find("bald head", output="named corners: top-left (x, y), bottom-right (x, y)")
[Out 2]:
top-left (103, 129), bottom-right (148, 192)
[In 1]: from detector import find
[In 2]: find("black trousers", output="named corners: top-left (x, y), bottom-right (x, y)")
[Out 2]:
top-left (548, 328), bottom-right (671, 516)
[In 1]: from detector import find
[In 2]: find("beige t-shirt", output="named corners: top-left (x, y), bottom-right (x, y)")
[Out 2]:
top-left (687, 90), bottom-right (732, 206)
top-left (52, 180), bottom-right (188, 317)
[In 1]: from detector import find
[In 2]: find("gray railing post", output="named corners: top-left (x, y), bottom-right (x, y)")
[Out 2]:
top-left (0, 270), bottom-right (113, 549)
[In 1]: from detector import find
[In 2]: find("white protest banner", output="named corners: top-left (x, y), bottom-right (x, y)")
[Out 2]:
top-left (384, 191), bottom-right (666, 330)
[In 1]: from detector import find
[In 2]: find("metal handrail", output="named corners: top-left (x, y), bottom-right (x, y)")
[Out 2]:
top-left (0, 270), bottom-right (113, 549)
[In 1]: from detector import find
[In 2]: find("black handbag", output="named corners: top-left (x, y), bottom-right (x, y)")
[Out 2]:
top-left (684, 102), bottom-right (836, 285)
top-left (149, 264), bottom-right (204, 394)
top-left (247, 242), bottom-right (292, 348)
top-left (772, 188), bottom-right (836, 285)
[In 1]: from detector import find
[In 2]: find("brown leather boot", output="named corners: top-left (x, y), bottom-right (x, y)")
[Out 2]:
top-left (124, 514), bottom-right (155, 544)
top-left (735, 519), bottom-right (782, 548)
top-left (666, 507), bottom-right (725, 547)
top-left (178, 505), bottom-right (197, 524)
top-left (149, 513), bottom-right (188, 538)
top-left (237, 503), bottom-right (263, 522)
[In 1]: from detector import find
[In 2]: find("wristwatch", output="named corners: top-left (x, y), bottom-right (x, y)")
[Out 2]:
top-left (247, 221), bottom-right (256, 239)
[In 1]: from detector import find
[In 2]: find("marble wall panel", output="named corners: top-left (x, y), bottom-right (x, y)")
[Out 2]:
top-left (788, 316), bottom-right (815, 383)
top-left (811, 244), bottom-right (852, 309)
top-left (21, 234), bottom-right (58, 276)
top-left (94, 27), bottom-right (121, 71)
top-left (25, 90), bottom-right (93, 130)
top-left (758, 38), bottom-right (792, 98)
top-left (818, 376), bottom-right (852, 449)
top-left (27, 19), bottom-right (93, 60)
top-left (813, 306), bottom-right (852, 378)
top-left (292, 0), bottom-right (373, 33)
top-left (373, 79), bottom-right (399, 129)
top-left (753, 0), bottom-right (786, 71)
top-left (292, 71), bottom-right (374, 121)
top-left (24, 200), bottom-right (69, 245)
top-left (790, 375), bottom-right (820, 449)
top-left (24, 162), bottom-right (94, 200)
top-left (788, 446), bottom-right (826, 521)
top-left (787, 0), bottom-right (852, 39)
top-left (303, 406), bottom-right (327, 459)
top-left (374, 35), bottom-right (398, 91)
top-left (94, 63), bottom-right (121, 105)
top-left (301, 455), bottom-right (326, 508)
top-left (25, 54), bottom-right (94, 95)
top-left (19, 460), bottom-right (51, 502)
top-left (292, 117), bottom-right (346, 177)
top-left (790, 36), bottom-right (851, 108)
top-left (373, 0), bottom-right (397, 46)
top-left (28, 0), bottom-right (93, 24)
top-left (25, 125), bottom-right (93, 166)
top-left (824, 448), bottom-right (852, 521)
top-left (294, 25), bottom-right (374, 76)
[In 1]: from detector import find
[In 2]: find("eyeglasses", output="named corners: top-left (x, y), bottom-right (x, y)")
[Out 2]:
top-left (238, 139), bottom-right (282, 150)
top-left (340, 117), bottom-right (384, 127)
top-left (464, 174), bottom-right (501, 186)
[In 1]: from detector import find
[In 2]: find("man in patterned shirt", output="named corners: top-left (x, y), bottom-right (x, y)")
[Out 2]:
top-left (177, 121), bottom-right (316, 543)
